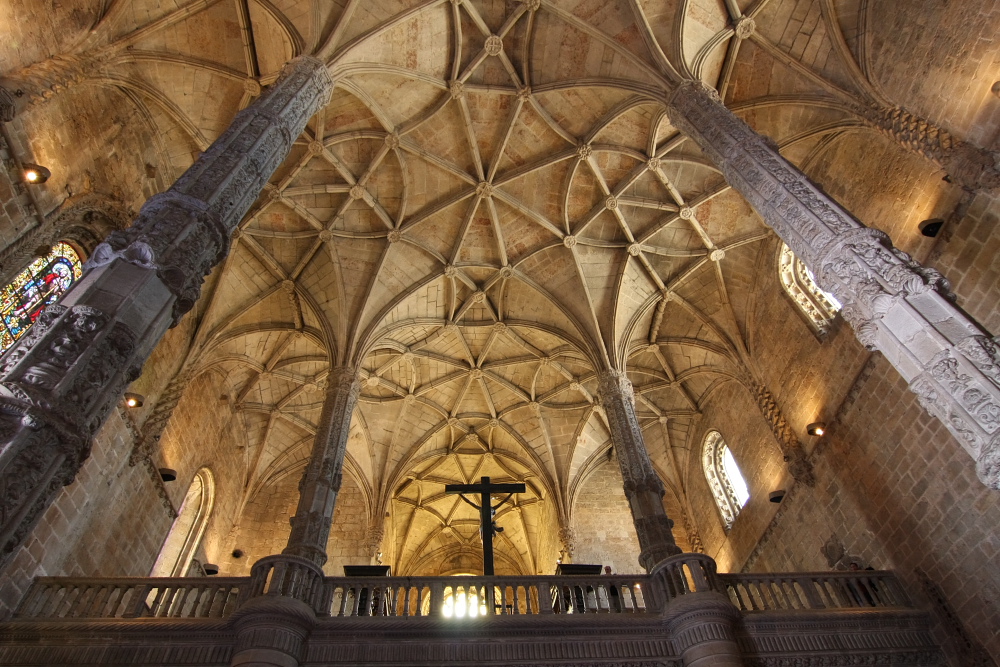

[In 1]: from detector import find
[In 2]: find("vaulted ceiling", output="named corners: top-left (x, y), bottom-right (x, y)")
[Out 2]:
top-left (2, 0), bottom-right (976, 574)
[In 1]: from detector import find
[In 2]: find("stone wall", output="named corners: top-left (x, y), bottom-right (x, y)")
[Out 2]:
top-left (571, 457), bottom-right (643, 574)
top-left (224, 470), bottom-right (371, 577)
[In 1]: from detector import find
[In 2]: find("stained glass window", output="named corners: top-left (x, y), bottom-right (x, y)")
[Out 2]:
top-left (0, 242), bottom-right (82, 354)
top-left (778, 242), bottom-right (841, 335)
top-left (703, 430), bottom-right (749, 531)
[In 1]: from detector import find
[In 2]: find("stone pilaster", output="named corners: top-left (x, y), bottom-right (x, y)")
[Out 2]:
top-left (666, 81), bottom-right (1000, 490)
top-left (596, 370), bottom-right (682, 571)
top-left (283, 366), bottom-right (361, 567)
top-left (855, 103), bottom-right (1000, 192)
top-left (0, 56), bottom-right (333, 567)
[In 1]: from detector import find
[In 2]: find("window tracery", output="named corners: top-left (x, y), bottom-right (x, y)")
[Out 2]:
top-left (0, 242), bottom-right (82, 354)
top-left (778, 242), bottom-right (841, 335)
top-left (702, 431), bottom-right (749, 531)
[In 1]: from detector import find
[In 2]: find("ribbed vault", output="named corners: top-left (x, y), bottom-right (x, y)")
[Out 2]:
top-left (4, 0), bottom-right (969, 574)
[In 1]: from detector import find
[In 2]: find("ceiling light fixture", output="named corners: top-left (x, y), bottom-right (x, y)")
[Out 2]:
top-left (21, 163), bottom-right (50, 184)
top-left (807, 422), bottom-right (826, 437)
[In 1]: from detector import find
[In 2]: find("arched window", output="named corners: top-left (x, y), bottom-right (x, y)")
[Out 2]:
top-left (150, 468), bottom-right (215, 577)
top-left (778, 242), bottom-right (841, 335)
top-left (702, 431), bottom-right (749, 531)
top-left (0, 242), bottom-right (82, 354)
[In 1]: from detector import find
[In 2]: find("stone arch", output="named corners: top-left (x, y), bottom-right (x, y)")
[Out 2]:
top-left (150, 468), bottom-right (215, 577)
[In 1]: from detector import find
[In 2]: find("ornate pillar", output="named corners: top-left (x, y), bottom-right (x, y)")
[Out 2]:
top-left (596, 370), bottom-right (682, 571)
top-left (0, 56), bottom-right (334, 566)
top-left (282, 366), bottom-right (361, 567)
top-left (666, 81), bottom-right (1000, 489)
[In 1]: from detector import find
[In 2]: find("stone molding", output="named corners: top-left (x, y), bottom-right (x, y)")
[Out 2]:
top-left (854, 102), bottom-right (1000, 192)
top-left (746, 380), bottom-right (815, 485)
top-left (666, 80), bottom-right (1000, 489)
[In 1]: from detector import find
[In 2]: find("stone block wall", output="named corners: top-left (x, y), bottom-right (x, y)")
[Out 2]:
top-left (570, 457), bottom-right (643, 574)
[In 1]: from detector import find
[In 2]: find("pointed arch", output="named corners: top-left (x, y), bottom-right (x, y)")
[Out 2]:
top-left (150, 468), bottom-right (216, 577)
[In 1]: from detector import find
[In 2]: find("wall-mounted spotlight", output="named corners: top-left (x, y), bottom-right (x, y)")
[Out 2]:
top-left (123, 392), bottom-right (144, 408)
top-left (807, 422), bottom-right (826, 437)
top-left (919, 218), bottom-right (944, 238)
top-left (232, 549), bottom-right (244, 559)
top-left (21, 163), bottom-right (50, 184)
top-left (769, 490), bottom-right (786, 503)
top-left (158, 468), bottom-right (177, 482)
top-left (203, 564), bottom-right (220, 576)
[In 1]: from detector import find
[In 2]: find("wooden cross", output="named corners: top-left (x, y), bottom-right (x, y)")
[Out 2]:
top-left (445, 476), bottom-right (525, 576)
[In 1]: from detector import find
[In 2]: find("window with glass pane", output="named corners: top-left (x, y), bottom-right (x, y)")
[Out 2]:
top-left (702, 430), bottom-right (749, 531)
top-left (0, 242), bottom-right (82, 354)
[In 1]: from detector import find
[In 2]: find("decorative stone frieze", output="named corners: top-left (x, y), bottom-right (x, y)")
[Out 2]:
top-left (746, 380), bottom-right (815, 485)
top-left (666, 80), bottom-right (1000, 488)
top-left (597, 370), bottom-right (682, 570)
top-left (854, 103), bottom-right (1000, 192)
top-left (283, 366), bottom-right (361, 567)
top-left (0, 87), bottom-right (14, 122)
top-left (0, 56), bottom-right (333, 568)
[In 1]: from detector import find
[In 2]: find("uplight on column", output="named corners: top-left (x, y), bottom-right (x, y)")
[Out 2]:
top-left (807, 422), bottom-right (826, 436)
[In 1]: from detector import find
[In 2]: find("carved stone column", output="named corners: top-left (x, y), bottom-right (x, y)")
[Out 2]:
top-left (0, 56), bottom-right (333, 566)
top-left (667, 81), bottom-right (1000, 489)
top-left (597, 370), bottom-right (682, 571)
top-left (282, 366), bottom-right (361, 567)
top-left (855, 103), bottom-right (1000, 192)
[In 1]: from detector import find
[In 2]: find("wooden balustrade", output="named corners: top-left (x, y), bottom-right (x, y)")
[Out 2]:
top-left (14, 577), bottom-right (243, 620)
top-left (11, 570), bottom-right (912, 621)
top-left (719, 571), bottom-right (911, 611)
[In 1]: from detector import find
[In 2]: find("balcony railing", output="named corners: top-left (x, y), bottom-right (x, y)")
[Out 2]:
top-left (719, 571), bottom-right (912, 611)
top-left (12, 566), bottom-right (913, 622)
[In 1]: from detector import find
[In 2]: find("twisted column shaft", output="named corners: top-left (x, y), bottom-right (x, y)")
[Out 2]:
top-left (667, 81), bottom-right (1000, 489)
top-left (0, 56), bottom-right (333, 567)
top-left (597, 370), bottom-right (682, 571)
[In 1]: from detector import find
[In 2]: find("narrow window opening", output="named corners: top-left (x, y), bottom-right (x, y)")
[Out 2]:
top-left (703, 431), bottom-right (749, 531)
top-left (150, 468), bottom-right (215, 577)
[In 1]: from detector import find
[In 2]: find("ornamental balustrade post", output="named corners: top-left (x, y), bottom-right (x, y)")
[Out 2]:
top-left (666, 81), bottom-right (1000, 489)
top-left (596, 370), bottom-right (682, 571)
top-left (0, 56), bottom-right (334, 568)
top-left (281, 366), bottom-right (361, 568)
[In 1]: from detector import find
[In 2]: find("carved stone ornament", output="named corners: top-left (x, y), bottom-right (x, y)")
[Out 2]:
top-left (596, 370), bottom-right (682, 569)
top-left (283, 367), bottom-right (361, 566)
top-left (0, 86), bottom-right (15, 122)
top-left (484, 35), bottom-right (504, 56)
top-left (666, 79), bottom-right (1000, 485)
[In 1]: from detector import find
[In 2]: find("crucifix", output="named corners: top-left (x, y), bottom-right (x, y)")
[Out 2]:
top-left (445, 476), bottom-right (525, 576)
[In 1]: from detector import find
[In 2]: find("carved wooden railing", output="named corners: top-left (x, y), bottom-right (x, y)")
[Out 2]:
top-left (14, 577), bottom-right (243, 619)
top-left (719, 571), bottom-right (912, 611)
top-left (12, 569), bottom-right (913, 621)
